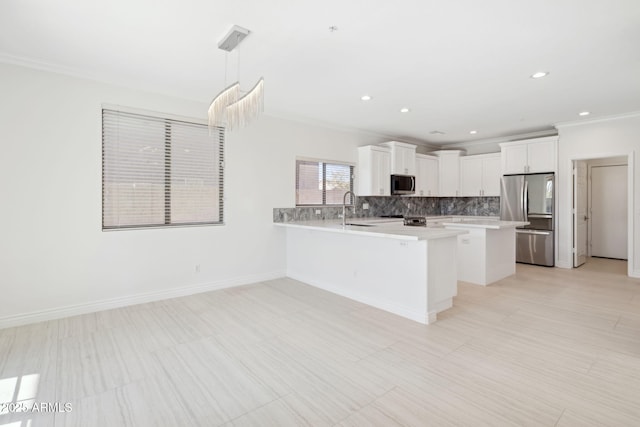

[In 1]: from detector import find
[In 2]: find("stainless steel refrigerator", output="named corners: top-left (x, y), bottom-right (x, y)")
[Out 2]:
top-left (500, 173), bottom-right (554, 266)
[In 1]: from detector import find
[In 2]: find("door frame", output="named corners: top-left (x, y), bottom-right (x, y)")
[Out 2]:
top-left (567, 152), bottom-right (634, 277)
top-left (572, 160), bottom-right (588, 267)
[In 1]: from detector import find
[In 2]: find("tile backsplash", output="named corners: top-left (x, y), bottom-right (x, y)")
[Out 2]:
top-left (273, 196), bottom-right (500, 222)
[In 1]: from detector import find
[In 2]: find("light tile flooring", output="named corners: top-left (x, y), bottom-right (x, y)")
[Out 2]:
top-left (1, 258), bottom-right (639, 426)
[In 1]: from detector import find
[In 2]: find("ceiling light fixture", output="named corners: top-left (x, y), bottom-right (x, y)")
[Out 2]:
top-left (361, 95), bottom-right (372, 101)
top-left (469, 130), bottom-right (477, 135)
top-left (400, 108), bottom-right (410, 113)
top-left (208, 25), bottom-right (264, 132)
top-left (579, 111), bottom-right (591, 116)
top-left (530, 71), bottom-right (549, 79)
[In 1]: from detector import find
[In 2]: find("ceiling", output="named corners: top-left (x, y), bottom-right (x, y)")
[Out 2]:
top-left (1, 0), bottom-right (639, 145)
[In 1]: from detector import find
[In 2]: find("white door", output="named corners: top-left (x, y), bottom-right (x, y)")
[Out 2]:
top-left (591, 165), bottom-right (627, 259)
top-left (573, 161), bottom-right (588, 267)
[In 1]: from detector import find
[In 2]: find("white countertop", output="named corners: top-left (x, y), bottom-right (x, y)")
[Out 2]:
top-left (275, 219), bottom-right (467, 241)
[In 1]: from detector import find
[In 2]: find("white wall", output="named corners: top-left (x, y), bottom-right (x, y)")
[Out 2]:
top-left (0, 63), bottom-right (380, 327)
top-left (556, 114), bottom-right (639, 276)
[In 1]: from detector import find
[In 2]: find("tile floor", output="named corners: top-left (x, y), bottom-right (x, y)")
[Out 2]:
top-left (1, 258), bottom-right (639, 426)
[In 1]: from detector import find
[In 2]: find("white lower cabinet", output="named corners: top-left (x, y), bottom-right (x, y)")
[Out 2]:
top-left (414, 154), bottom-right (439, 197)
top-left (460, 153), bottom-right (501, 197)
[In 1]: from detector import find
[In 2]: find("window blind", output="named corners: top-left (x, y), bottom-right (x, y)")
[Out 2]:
top-left (295, 160), bottom-right (354, 206)
top-left (102, 109), bottom-right (224, 229)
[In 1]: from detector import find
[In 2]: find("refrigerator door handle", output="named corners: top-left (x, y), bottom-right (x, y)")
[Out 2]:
top-left (516, 229), bottom-right (552, 235)
top-left (523, 180), bottom-right (529, 222)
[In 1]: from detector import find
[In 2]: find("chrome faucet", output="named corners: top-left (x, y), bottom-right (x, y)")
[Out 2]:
top-left (342, 190), bottom-right (357, 228)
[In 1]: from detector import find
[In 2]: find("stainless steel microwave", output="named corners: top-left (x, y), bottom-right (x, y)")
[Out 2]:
top-left (391, 174), bottom-right (415, 195)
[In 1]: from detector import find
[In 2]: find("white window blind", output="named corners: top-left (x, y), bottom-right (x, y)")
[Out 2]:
top-left (102, 109), bottom-right (224, 229)
top-left (295, 160), bottom-right (354, 206)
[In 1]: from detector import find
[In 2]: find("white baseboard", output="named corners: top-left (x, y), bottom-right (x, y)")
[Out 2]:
top-left (286, 271), bottom-right (430, 324)
top-left (0, 271), bottom-right (286, 330)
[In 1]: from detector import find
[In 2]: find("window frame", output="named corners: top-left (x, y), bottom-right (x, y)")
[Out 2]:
top-left (295, 157), bottom-right (355, 207)
top-left (101, 106), bottom-right (224, 231)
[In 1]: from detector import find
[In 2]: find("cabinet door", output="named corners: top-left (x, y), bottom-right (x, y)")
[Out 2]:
top-left (502, 144), bottom-right (528, 174)
top-left (527, 139), bottom-right (556, 173)
top-left (357, 146), bottom-right (390, 196)
top-left (438, 155), bottom-right (460, 197)
top-left (414, 156), bottom-right (428, 197)
top-left (481, 155), bottom-right (502, 196)
top-left (401, 147), bottom-right (416, 175)
top-left (375, 149), bottom-right (391, 196)
top-left (460, 157), bottom-right (483, 196)
top-left (424, 157), bottom-right (439, 196)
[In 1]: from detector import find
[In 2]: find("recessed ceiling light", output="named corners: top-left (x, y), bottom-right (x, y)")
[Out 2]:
top-left (530, 71), bottom-right (549, 79)
top-left (400, 108), bottom-right (410, 113)
top-left (361, 95), bottom-right (371, 101)
top-left (429, 130), bottom-right (446, 135)
top-left (579, 111), bottom-right (590, 116)
top-left (469, 130), bottom-right (478, 135)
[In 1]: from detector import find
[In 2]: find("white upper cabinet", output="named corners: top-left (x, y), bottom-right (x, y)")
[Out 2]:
top-left (380, 141), bottom-right (417, 175)
top-left (432, 150), bottom-right (463, 197)
top-left (460, 153), bottom-right (501, 196)
top-left (481, 155), bottom-right (502, 196)
top-left (357, 145), bottom-right (391, 196)
top-left (414, 154), bottom-right (439, 197)
top-left (500, 136), bottom-right (558, 174)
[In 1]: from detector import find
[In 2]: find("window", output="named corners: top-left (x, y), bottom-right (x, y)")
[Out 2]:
top-left (296, 159), bottom-right (354, 206)
top-left (102, 108), bottom-right (224, 229)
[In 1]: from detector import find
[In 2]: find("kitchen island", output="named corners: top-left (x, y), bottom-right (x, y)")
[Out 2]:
top-left (442, 219), bottom-right (529, 285)
top-left (275, 219), bottom-right (467, 324)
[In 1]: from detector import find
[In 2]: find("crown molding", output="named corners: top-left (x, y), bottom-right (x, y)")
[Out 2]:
top-left (446, 128), bottom-right (558, 150)
top-left (0, 52), bottom-right (104, 83)
top-left (554, 111), bottom-right (640, 129)
top-left (262, 108), bottom-right (439, 149)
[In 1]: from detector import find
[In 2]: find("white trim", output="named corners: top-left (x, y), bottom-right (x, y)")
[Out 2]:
top-left (555, 111), bottom-right (640, 129)
top-left (295, 156), bottom-right (356, 167)
top-left (565, 151), bottom-right (635, 277)
top-left (0, 271), bottom-right (286, 330)
top-left (0, 52), bottom-right (107, 85)
top-left (101, 103), bottom-right (208, 126)
top-left (448, 129), bottom-right (558, 150)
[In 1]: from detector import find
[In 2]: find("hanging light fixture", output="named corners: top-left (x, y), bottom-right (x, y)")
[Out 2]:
top-left (208, 25), bottom-right (264, 131)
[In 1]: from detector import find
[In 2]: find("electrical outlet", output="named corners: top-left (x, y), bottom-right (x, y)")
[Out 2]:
top-left (315, 209), bottom-right (321, 215)
top-left (362, 203), bottom-right (369, 210)
top-left (484, 203), bottom-right (489, 209)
